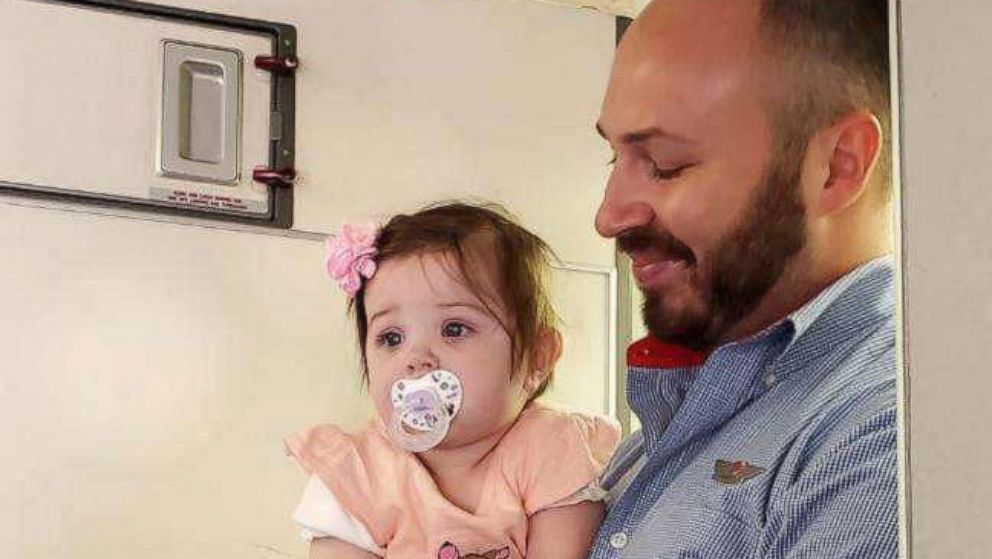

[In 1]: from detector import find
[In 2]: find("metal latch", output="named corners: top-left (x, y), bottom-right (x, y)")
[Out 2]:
top-left (254, 55), bottom-right (299, 75)
top-left (253, 167), bottom-right (296, 188)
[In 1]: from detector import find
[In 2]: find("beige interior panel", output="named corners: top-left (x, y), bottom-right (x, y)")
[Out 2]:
top-left (545, 263), bottom-right (616, 417)
top-left (526, 0), bottom-right (646, 17)
top-left (900, 2), bottom-right (992, 558)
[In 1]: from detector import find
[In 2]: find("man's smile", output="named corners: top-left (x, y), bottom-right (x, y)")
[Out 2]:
top-left (629, 251), bottom-right (692, 289)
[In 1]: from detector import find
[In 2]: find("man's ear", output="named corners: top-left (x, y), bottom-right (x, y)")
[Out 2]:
top-left (524, 328), bottom-right (563, 394)
top-left (806, 111), bottom-right (882, 217)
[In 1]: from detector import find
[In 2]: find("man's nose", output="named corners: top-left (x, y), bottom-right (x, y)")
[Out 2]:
top-left (404, 346), bottom-right (439, 375)
top-left (595, 167), bottom-right (656, 239)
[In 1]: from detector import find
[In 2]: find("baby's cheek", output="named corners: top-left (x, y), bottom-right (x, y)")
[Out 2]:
top-left (371, 397), bottom-right (392, 423)
top-left (366, 379), bottom-right (395, 421)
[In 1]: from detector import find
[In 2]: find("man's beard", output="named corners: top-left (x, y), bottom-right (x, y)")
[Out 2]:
top-left (623, 144), bottom-right (807, 351)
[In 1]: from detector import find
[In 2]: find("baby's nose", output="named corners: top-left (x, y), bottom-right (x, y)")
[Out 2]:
top-left (405, 348), bottom-right (439, 374)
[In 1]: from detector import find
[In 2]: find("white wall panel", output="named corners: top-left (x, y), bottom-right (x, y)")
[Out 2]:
top-left (0, 203), bottom-right (350, 557)
top-left (0, 201), bottom-right (614, 558)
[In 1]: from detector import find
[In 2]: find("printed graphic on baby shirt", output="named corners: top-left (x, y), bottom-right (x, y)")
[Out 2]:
top-left (437, 541), bottom-right (511, 559)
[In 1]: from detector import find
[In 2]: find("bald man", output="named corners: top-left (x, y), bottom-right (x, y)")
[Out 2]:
top-left (591, 0), bottom-right (898, 557)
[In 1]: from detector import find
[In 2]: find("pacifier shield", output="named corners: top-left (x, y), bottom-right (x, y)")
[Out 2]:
top-left (387, 369), bottom-right (463, 452)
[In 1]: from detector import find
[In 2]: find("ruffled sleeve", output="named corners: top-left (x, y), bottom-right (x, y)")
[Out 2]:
top-left (505, 403), bottom-right (622, 516)
top-left (284, 423), bottom-right (405, 549)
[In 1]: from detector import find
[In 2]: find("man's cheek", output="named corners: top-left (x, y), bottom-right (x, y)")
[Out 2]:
top-left (664, 213), bottom-right (707, 263)
top-left (670, 195), bottom-right (735, 257)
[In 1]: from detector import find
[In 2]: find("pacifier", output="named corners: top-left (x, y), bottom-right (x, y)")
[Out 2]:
top-left (387, 369), bottom-right (463, 453)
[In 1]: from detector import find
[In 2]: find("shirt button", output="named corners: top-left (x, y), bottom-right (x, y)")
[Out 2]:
top-left (609, 532), bottom-right (628, 549)
top-left (764, 373), bottom-right (778, 388)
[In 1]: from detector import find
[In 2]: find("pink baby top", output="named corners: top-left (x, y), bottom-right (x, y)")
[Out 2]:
top-left (285, 401), bottom-right (621, 559)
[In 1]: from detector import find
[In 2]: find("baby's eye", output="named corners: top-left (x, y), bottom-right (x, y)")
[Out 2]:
top-left (442, 322), bottom-right (470, 338)
top-left (376, 331), bottom-right (403, 348)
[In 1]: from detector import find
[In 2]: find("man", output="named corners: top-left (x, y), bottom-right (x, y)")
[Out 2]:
top-left (590, 0), bottom-right (897, 557)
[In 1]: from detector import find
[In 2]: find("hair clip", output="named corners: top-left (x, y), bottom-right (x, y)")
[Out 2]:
top-left (325, 222), bottom-right (379, 297)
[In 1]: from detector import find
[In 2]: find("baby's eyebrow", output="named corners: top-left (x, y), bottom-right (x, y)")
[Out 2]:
top-left (367, 306), bottom-right (397, 327)
top-left (439, 302), bottom-right (489, 314)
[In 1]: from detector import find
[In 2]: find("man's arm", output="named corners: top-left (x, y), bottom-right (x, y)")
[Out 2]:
top-left (766, 408), bottom-right (899, 558)
top-left (310, 537), bottom-right (381, 559)
top-left (526, 500), bottom-right (605, 559)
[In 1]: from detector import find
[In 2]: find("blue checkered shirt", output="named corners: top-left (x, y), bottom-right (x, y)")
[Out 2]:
top-left (590, 256), bottom-right (899, 558)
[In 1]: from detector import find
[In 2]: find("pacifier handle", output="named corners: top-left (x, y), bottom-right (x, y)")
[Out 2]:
top-left (388, 408), bottom-right (450, 453)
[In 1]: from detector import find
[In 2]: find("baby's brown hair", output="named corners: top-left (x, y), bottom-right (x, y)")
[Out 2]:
top-left (350, 201), bottom-right (559, 398)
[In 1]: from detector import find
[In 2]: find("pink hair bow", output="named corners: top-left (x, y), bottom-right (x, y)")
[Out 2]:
top-left (325, 222), bottom-right (379, 296)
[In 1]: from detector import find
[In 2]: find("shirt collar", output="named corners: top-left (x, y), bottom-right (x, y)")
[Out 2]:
top-left (773, 255), bottom-right (895, 375)
top-left (785, 255), bottom-right (895, 344)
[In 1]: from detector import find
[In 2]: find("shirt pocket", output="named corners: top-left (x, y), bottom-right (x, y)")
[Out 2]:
top-left (622, 505), bottom-right (760, 559)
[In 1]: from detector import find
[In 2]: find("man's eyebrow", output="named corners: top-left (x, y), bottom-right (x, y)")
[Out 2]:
top-left (596, 122), bottom-right (693, 145)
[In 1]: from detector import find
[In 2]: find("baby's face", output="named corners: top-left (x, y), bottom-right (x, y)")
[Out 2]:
top-left (362, 250), bottom-right (529, 450)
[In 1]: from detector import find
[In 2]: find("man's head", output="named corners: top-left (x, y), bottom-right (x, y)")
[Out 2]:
top-left (595, 0), bottom-right (891, 350)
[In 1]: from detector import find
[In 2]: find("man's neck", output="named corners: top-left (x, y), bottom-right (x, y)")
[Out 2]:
top-left (720, 248), bottom-right (890, 345)
top-left (719, 204), bottom-right (895, 346)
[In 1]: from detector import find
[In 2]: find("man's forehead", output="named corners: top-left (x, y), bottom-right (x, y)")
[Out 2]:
top-left (637, 0), bottom-right (763, 32)
top-left (598, 0), bottom-right (768, 143)
top-left (617, 0), bottom-right (764, 76)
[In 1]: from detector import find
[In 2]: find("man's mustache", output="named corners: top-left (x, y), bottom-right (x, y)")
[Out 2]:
top-left (616, 227), bottom-right (696, 264)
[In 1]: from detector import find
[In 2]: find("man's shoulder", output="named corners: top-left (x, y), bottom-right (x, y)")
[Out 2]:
top-left (782, 272), bottom-right (898, 424)
top-left (776, 319), bottom-right (899, 477)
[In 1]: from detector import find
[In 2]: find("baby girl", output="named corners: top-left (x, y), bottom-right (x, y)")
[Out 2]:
top-left (285, 202), bottom-right (620, 558)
